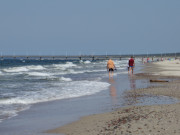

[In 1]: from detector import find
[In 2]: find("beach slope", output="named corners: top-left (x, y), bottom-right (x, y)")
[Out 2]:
top-left (47, 59), bottom-right (180, 135)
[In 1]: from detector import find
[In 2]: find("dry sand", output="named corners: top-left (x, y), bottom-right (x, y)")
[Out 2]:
top-left (47, 59), bottom-right (180, 135)
top-left (142, 59), bottom-right (180, 77)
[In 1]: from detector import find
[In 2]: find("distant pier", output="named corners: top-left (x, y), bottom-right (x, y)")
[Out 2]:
top-left (0, 54), bottom-right (179, 61)
top-left (0, 55), bottom-right (125, 61)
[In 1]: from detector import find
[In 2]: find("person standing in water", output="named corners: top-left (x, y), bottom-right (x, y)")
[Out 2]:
top-left (128, 56), bottom-right (135, 74)
top-left (107, 58), bottom-right (116, 78)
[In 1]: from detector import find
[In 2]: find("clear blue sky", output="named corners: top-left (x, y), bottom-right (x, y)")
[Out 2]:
top-left (0, 0), bottom-right (180, 55)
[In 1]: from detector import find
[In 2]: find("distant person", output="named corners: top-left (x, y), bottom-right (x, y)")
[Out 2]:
top-left (142, 57), bottom-right (146, 64)
top-left (147, 57), bottom-right (150, 63)
top-left (161, 57), bottom-right (163, 61)
top-left (128, 56), bottom-right (135, 74)
top-left (107, 58), bottom-right (116, 78)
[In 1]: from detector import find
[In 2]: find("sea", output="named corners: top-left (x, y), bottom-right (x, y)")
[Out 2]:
top-left (0, 57), bottom-right (179, 128)
top-left (0, 58), bottom-right (132, 123)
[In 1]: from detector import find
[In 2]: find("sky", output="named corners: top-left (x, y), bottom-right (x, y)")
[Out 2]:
top-left (0, 0), bottom-right (180, 55)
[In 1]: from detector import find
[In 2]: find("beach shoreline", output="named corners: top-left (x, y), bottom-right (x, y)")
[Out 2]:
top-left (47, 59), bottom-right (180, 135)
top-left (1, 58), bottom-right (156, 135)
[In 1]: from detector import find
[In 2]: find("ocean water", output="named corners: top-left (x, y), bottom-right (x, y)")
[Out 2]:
top-left (0, 58), bottom-right (136, 123)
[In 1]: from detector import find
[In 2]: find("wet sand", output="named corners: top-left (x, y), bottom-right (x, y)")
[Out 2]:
top-left (0, 62), bottom-right (155, 135)
top-left (47, 59), bottom-right (180, 135)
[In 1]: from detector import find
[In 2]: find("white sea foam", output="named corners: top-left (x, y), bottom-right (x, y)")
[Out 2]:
top-left (55, 69), bottom-right (85, 75)
top-left (89, 69), bottom-right (106, 72)
top-left (53, 62), bottom-right (77, 70)
top-left (84, 60), bottom-right (91, 64)
top-left (0, 109), bottom-right (17, 121)
top-left (79, 60), bottom-right (83, 63)
top-left (3, 65), bottom-right (46, 73)
top-left (3, 67), bottom-right (29, 72)
top-left (0, 104), bottom-right (30, 123)
top-left (65, 69), bottom-right (105, 74)
top-left (26, 65), bottom-right (45, 70)
top-left (54, 68), bottom-right (107, 75)
top-left (60, 77), bottom-right (72, 82)
top-left (0, 81), bottom-right (110, 105)
top-left (27, 72), bottom-right (52, 77)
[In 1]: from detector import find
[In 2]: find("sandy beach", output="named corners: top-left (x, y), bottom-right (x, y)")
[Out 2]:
top-left (47, 59), bottom-right (180, 135)
top-left (1, 1), bottom-right (180, 135)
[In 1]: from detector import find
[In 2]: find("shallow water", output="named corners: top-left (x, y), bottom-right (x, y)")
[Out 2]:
top-left (0, 58), bottom-right (179, 135)
top-left (0, 58), bottom-right (133, 123)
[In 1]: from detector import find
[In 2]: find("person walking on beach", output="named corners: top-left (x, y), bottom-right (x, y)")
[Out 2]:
top-left (128, 56), bottom-right (135, 74)
top-left (107, 58), bottom-right (116, 78)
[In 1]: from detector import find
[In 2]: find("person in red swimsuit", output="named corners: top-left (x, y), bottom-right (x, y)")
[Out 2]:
top-left (128, 56), bottom-right (135, 74)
